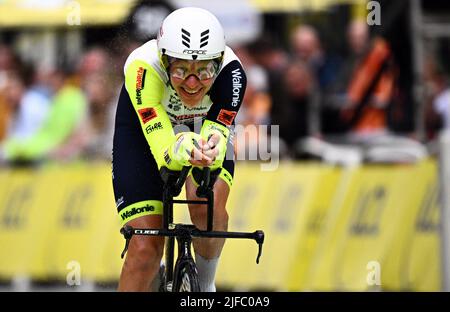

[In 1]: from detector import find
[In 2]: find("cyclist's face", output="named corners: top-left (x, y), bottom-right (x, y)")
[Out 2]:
top-left (169, 59), bottom-right (216, 107)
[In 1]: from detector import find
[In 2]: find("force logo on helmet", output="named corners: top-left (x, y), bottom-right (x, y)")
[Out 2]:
top-left (183, 49), bottom-right (207, 55)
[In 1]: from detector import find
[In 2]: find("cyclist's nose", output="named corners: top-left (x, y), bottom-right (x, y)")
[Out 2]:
top-left (184, 75), bottom-right (200, 88)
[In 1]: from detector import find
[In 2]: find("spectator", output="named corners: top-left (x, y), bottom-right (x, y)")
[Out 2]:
top-left (347, 19), bottom-right (370, 57)
top-left (0, 45), bottom-right (20, 142)
top-left (80, 71), bottom-right (119, 160)
top-left (233, 45), bottom-right (271, 125)
top-left (0, 44), bottom-right (19, 83)
top-left (247, 37), bottom-right (292, 156)
top-left (233, 45), bottom-right (272, 159)
top-left (0, 67), bottom-right (88, 164)
top-left (289, 25), bottom-right (342, 155)
top-left (284, 60), bottom-right (315, 151)
top-left (2, 65), bottom-right (51, 144)
top-left (74, 47), bottom-right (121, 160)
top-left (0, 73), bottom-right (14, 143)
top-left (424, 56), bottom-right (450, 139)
top-left (77, 47), bottom-right (110, 82)
top-left (322, 19), bottom-right (371, 134)
top-left (322, 20), bottom-right (398, 142)
top-left (290, 24), bottom-right (341, 92)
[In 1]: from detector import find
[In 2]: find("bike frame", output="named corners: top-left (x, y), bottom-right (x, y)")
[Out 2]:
top-left (162, 166), bottom-right (215, 290)
top-left (120, 166), bottom-right (264, 292)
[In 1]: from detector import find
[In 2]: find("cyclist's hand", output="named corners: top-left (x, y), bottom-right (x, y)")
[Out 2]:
top-left (201, 132), bottom-right (220, 161)
top-left (200, 120), bottom-right (229, 170)
top-left (189, 137), bottom-right (214, 167)
top-left (164, 132), bottom-right (212, 170)
top-left (203, 131), bottom-right (226, 170)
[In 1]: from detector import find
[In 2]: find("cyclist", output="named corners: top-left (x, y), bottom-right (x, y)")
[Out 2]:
top-left (112, 7), bottom-right (247, 291)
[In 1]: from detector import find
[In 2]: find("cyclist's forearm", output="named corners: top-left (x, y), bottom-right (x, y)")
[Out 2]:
top-left (200, 119), bottom-right (230, 143)
top-left (125, 60), bottom-right (176, 169)
top-left (200, 120), bottom-right (230, 169)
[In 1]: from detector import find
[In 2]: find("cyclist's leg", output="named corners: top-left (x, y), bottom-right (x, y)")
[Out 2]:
top-left (118, 215), bottom-right (164, 291)
top-left (113, 85), bottom-right (165, 292)
top-left (186, 175), bottom-right (231, 255)
top-left (185, 159), bottom-right (234, 291)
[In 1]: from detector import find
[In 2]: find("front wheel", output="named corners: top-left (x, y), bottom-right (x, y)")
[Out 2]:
top-left (173, 261), bottom-right (201, 292)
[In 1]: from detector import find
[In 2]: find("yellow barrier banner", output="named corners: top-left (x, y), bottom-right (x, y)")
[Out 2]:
top-left (43, 163), bottom-right (117, 281)
top-left (217, 162), bottom-right (341, 290)
top-left (404, 160), bottom-right (441, 291)
top-left (0, 159), bottom-right (442, 291)
top-left (0, 163), bottom-right (120, 282)
top-left (0, 167), bottom-right (45, 278)
top-left (286, 166), bottom-right (342, 290)
top-left (305, 160), bottom-right (440, 291)
top-left (216, 163), bottom-right (275, 289)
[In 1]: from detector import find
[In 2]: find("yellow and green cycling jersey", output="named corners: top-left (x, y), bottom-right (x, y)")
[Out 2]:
top-left (123, 39), bottom-right (247, 179)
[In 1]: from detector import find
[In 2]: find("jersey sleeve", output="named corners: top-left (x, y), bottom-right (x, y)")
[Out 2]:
top-left (124, 60), bottom-right (175, 169)
top-left (201, 60), bottom-right (247, 144)
top-left (207, 60), bottom-right (247, 127)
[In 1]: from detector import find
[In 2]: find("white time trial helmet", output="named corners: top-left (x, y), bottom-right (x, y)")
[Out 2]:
top-left (157, 7), bottom-right (225, 62)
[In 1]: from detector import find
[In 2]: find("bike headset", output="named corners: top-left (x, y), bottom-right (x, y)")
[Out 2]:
top-left (157, 7), bottom-right (225, 86)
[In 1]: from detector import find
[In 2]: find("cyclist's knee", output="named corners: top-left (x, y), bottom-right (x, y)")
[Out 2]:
top-left (186, 174), bottom-right (230, 230)
top-left (124, 236), bottom-right (164, 272)
top-left (121, 214), bottom-right (164, 270)
top-left (189, 203), bottom-right (228, 230)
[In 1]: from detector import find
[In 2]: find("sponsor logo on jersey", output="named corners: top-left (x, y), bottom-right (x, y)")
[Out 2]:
top-left (168, 95), bottom-right (182, 111)
top-left (138, 107), bottom-right (157, 124)
top-left (222, 171), bottom-right (232, 185)
top-left (167, 111), bottom-right (207, 122)
top-left (186, 105), bottom-right (208, 111)
top-left (145, 122), bottom-right (163, 134)
top-left (217, 109), bottom-right (237, 126)
top-left (207, 123), bottom-right (227, 139)
top-left (135, 67), bottom-right (147, 105)
top-left (120, 204), bottom-right (155, 221)
top-left (164, 150), bottom-right (172, 165)
top-left (174, 135), bottom-right (185, 154)
top-left (116, 196), bottom-right (125, 208)
top-left (231, 68), bottom-right (243, 107)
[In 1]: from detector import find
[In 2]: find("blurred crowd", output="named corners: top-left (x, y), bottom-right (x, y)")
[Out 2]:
top-left (0, 18), bottom-right (449, 167)
top-left (0, 42), bottom-right (130, 166)
top-left (236, 19), bottom-right (444, 163)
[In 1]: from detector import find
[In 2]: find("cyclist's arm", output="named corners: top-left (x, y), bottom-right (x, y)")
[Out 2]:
top-left (201, 60), bottom-right (247, 163)
top-left (124, 60), bottom-right (176, 169)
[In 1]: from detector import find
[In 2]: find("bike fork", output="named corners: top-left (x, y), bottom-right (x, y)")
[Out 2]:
top-left (172, 234), bottom-right (196, 291)
top-left (164, 236), bottom-right (175, 292)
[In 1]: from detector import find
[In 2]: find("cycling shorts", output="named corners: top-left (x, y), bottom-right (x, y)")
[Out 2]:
top-left (112, 85), bottom-right (235, 225)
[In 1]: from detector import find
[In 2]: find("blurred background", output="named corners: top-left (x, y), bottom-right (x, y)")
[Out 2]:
top-left (0, 0), bottom-right (450, 291)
